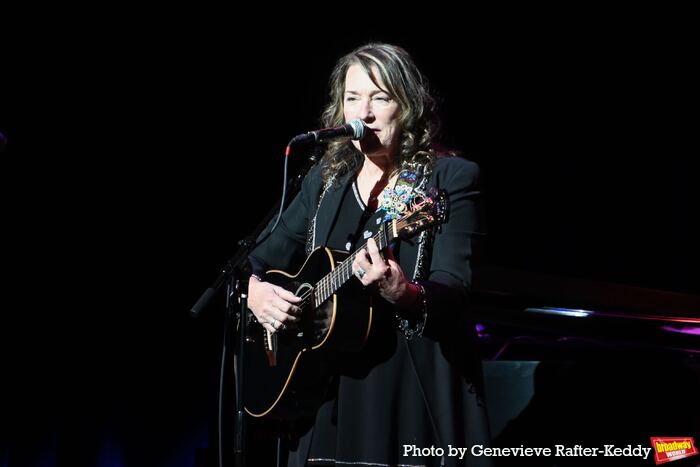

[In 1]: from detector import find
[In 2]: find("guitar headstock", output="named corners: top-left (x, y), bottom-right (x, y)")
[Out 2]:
top-left (393, 188), bottom-right (448, 239)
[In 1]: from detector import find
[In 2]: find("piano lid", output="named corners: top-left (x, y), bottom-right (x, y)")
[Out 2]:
top-left (469, 265), bottom-right (700, 356)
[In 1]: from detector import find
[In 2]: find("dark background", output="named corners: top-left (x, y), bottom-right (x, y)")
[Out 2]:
top-left (1, 9), bottom-right (697, 467)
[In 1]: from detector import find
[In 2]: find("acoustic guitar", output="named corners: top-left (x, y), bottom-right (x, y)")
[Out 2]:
top-left (243, 189), bottom-right (447, 419)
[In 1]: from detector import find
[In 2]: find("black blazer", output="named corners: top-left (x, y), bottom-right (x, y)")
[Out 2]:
top-left (250, 155), bottom-right (483, 340)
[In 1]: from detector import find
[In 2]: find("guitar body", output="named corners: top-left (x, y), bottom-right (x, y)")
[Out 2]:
top-left (243, 246), bottom-right (372, 420)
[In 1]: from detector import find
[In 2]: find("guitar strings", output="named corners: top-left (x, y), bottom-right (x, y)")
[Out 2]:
top-left (291, 217), bottom-right (410, 310)
top-left (293, 232), bottom-right (382, 309)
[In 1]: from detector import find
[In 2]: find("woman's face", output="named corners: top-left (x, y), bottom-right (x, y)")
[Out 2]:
top-left (343, 64), bottom-right (401, 159)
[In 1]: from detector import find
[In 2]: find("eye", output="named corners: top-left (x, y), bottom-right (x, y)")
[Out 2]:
top-left (344, 96), bottom-right (359, 102)
top-left (373, 96), bottom-right (391, 102)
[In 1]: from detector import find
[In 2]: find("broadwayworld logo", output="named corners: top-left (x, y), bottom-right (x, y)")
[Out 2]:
top-left (651, 437), bottom-right (698, 464)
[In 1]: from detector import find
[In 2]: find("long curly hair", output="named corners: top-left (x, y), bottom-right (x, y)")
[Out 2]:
top-left (319, 43), bottom-right (443, 184)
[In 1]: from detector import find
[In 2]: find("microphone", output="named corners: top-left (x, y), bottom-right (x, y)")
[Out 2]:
top-left (290, 119), bottom-right (366, 145)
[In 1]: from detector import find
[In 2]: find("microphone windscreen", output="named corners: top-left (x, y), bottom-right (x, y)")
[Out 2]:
top-left (347, 119), bottom-right (366, 140)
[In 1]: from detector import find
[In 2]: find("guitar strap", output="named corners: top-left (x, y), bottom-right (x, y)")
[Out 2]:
top-left (379, 168), bottom-right (423, 221)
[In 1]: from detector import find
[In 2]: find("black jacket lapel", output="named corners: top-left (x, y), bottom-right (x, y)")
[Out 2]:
top-left (312, 172), bottom-right (354, 249)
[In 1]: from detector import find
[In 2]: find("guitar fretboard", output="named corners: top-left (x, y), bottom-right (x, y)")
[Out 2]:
top-left (312, 221), bottom-right (395, 307)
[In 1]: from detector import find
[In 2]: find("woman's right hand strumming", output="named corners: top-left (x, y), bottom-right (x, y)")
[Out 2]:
top-left (247, 275), bottom-right (302, 334)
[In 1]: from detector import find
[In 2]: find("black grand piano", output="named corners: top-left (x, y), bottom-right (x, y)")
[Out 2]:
top-left (470, 265), bottom-right (699, 466)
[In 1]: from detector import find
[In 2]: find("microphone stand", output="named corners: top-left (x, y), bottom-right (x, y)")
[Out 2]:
top-left (191, 146), bottom-right (321, 467)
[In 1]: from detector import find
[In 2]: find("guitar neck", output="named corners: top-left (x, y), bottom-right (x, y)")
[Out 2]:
top-left (313, 220), bottom-right (397, 307)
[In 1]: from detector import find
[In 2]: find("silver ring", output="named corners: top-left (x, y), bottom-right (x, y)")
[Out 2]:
top-left (271, 318), bottom-right (278, 328)
top-left (355, 267), bottom-right (366, 279)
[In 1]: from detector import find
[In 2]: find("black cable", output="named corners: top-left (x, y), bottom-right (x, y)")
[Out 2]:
top-left (403, 338), bottom-right (447, 467)
top-left (218, 318), bottom-right (230, 467)
top-left (255, 148), bottom-right (290, 248)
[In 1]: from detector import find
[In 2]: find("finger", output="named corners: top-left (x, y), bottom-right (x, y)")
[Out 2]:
top-left (382, 266), bottom-right (393, 279)
top-left (268, 307), bottom-right (300, 326)
top-left (270, 286), bottom-right (303, 316)
top-left (270, 313), bottom-right (295, 331)
top-left (263, 319), bottom-right (292, 333)
top-left (362, 251), bottom-right (374, 271)
top-left (366, 238), bottom-right (385, 265)
top-left (377, 261), bottom-right (401, 288)
top-left (385, 255), bottom-right (402, 273)
top-left (355, 246), bottom-right (371, 265)
top-left (365, 239), bottom-right (388, 278)
top-left (271, 296), bottom-right (302, 318)
top-left (351, 257), bottom-right (371, 285)
top-left (268, 315), bottom-right (287, 331)
top-left (353, 255), bottom-right (371, 274)
top-left (273, 286), bottom-right (303, 303)
top-left (384, 244), bottom-right (397, 261)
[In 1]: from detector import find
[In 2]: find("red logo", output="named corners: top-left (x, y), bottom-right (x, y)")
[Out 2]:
top-left (650, 437), bottom-right (698, 464)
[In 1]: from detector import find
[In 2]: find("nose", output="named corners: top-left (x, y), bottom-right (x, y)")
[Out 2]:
top-left (357, 98), bottom-right (375, 122)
